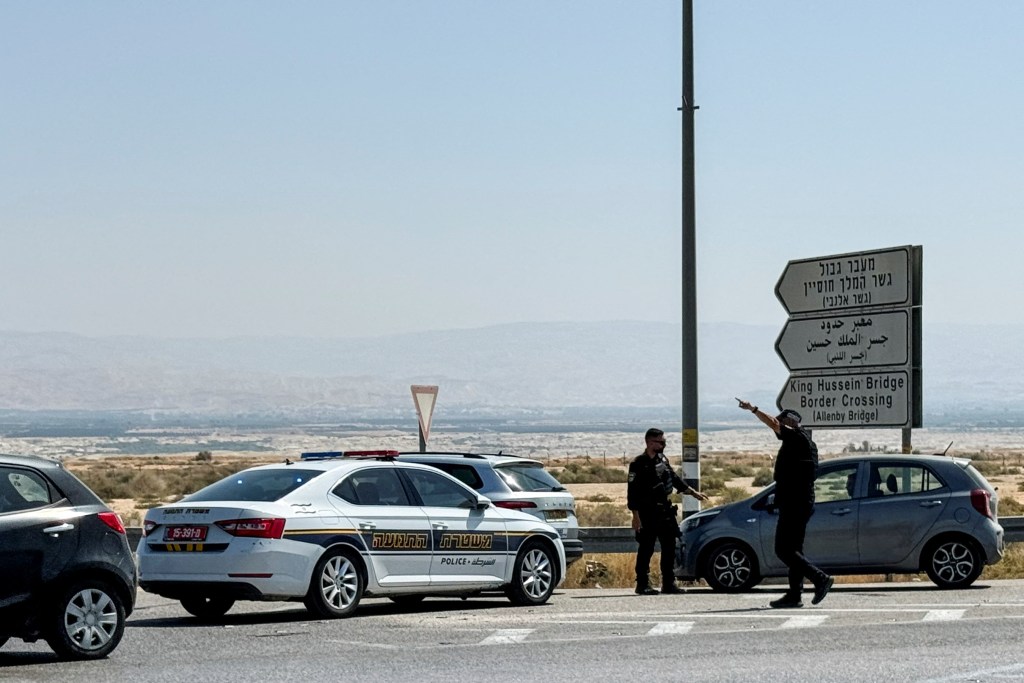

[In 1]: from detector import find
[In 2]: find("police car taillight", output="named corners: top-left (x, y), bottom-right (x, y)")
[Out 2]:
top-left (216, 518), bottom-right (286, 539)
top-left (493, 501), bottom-right (538, 510)
top-left (143, 519), bottom-right (157, 537)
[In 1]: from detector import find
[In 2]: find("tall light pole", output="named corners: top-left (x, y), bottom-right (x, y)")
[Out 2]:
top-left (680, 0), bottom-right (700, 514)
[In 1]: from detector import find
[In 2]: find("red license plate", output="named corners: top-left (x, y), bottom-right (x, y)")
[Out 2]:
top-left (164, 525), bottom-right (208, 542)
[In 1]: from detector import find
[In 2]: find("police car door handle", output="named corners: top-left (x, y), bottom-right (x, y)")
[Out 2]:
top-left (830, 508), bottom-right (853, 516)
top-left (359, 522), bottom-right (376, 530)
top-left (433, 522), bottom-right (448, 530)
top-left (43, 522), bottom-right (75, 535)
top-left (920, 500), bottom-right (943, 508)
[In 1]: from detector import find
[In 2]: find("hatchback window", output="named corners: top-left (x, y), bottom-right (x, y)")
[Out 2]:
top-left (184, 469), bottom-right (323, 502)
top-left (0, 467), bottom-right (53, 513)
top-left (814, 466), bottom-right (860, 503)
top-left (495, 464), bottom-right (565, 492)
top-left (867, 464), bottom-right (945, 497)
top-left (332, 469), bottom-right (410, 506)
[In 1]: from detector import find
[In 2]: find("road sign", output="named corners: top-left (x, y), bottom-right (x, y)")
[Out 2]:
top-left (411, 385), bottom-right (439, 450)
top-left (777, 370), bottom-right (910, 428)
top-left (775, 246), bottom-right (912, 315)
top-left (775, 310), bottom-right (909, 371)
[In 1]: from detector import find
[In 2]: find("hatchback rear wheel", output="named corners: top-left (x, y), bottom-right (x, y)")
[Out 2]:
top-left (924, 537), bottom-right (983, 589)
top-left (46, 580), bottom-right (126, 660)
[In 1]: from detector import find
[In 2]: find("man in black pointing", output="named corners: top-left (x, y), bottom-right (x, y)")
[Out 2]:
top-left (737, 400), bottom-right (833, 607)
top-left (627, 428), bottom-right (709, 595)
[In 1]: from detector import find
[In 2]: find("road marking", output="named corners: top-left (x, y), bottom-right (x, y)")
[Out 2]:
top-left (779, 614), bottom-right (829, 629)
top-left (922, 609), bottom-right (965, 622)
top-left (479, 629), bottom-right (533, 645)
top-left (646, 622), bottom-right (694, 636)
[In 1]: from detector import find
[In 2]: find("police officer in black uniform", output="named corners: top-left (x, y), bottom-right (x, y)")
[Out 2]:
top-left (737, 400), bottom-right (834, 608)
top-left (627, 428), bottom-right (709, 595)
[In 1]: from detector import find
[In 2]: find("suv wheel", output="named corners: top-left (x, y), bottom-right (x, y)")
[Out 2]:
top-left (703, 542), bottom-right (760, 592)
top-left (304, 548), bottom-right (364, 618)
top-left (180, 596), bottom-right (235, 621)
top-left (925, 537), bottom-right (983, 589)
top-left (505, 539), bottom-right (556, 606)
top-left (46, 580), bottom-right (126, 660)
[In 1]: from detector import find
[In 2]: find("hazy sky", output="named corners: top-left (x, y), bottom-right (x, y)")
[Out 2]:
top-left (3, 2), bottom-right (1021, 338)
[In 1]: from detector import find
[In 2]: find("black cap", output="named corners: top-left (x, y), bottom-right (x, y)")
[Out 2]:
top-left (777, 409), bottom-right (802, 424)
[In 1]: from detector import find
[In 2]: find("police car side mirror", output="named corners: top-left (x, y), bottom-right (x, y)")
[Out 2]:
top-left (460, 496), bottom-right (491, 511)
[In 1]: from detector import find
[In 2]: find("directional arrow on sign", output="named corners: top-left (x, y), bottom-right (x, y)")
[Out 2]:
top-left (775, 310), bottom-right (909, 371)
top-left (775, 246), bottom-right (911, 315)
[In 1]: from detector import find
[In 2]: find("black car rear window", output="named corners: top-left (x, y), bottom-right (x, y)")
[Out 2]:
top-left (184, 469), bottom-right (323, 502)
top-left (495, 463), bottom-right (565, 492)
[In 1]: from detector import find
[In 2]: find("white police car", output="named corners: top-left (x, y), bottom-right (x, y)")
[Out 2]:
top-left (137, 451), bottom-right (566, 620)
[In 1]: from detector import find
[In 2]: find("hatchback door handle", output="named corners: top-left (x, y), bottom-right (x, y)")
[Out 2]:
top-left (920, 501), bottom-right (943, 508)
top-left (830, 508), bottom-right (852, 516)
top-left (43, 523), bottom-right (74, 535)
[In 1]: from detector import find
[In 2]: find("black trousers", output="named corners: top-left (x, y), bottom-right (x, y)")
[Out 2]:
top-left (774, 504), bottom-right (828, 594)
top-left (635, 508), bottom-right (678, 588)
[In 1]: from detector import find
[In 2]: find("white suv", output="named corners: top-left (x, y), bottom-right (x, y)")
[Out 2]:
top-left (400, 452), bottom-right (583, 565)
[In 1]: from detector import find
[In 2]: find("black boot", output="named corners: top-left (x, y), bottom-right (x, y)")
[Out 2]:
top-left (769, 593), bottom-right (803, 609)
top-left (635, 583), bottom-right (658, 596)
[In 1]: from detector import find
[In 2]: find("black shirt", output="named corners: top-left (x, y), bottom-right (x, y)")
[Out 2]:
top-left (627, 452), bottom-right (686, 512)
top-left (773, 426), bottom-right (818, 508)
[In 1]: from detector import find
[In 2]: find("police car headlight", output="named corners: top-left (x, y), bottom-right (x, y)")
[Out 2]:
top-left (682, 510), bottom-right (721, 532)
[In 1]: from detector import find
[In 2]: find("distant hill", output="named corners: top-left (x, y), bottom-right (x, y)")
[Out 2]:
top-left (0, 322), bottom-right (1021, 427)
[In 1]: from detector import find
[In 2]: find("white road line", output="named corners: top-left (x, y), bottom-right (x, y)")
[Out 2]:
top-left (779, 614), bottom-right (829, 629)
top-left (646, 622), bottom-right (694, 637)
top-left (922, 609), bottom-right (965, 622)
top-left (478, 629), bottom-right (533, 645)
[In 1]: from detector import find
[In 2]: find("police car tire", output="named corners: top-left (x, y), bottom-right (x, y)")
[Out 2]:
top-left (45, 579), bottom-right (126, 661)
top-left (504, 539), bottom-right (556, 606)
top-left (304, 548), bottom-right (364, 618)
top-left (923, 536), bottom-right (983, 589)
top-left (180, 596), bottom-right (235, 621)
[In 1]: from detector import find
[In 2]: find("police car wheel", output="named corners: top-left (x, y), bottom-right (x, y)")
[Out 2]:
top-left (924, 537), bottom-right (983, 589)
top-left (0, 636), bottom-right (8, 649)
top-left (703, 541), bottom-right (760, 592)
top-left (305, 548), bottom-right (364, 618)
top-left (180, 596), bottom-right (235, 621)
top-left (505, 539), bottom-right (556, 606)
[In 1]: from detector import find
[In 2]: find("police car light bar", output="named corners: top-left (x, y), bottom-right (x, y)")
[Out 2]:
top-left (300, 450), bottom-right (400, 460)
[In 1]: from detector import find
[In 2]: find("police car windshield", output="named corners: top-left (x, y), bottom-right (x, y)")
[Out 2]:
top-left (495, 463), bottom-right (566, 493)
top-left (184, 469), bottom-right (324, 502)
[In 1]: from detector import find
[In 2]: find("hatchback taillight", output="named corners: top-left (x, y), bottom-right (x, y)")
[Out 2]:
top-left (216, 518), bottom-right (286, 538)
top-left (494, 501), bottom-right (538, 511)
top-left (970, 489), bottom-right (993, 520)
top-left (98, 511), bottom-right (126, 534)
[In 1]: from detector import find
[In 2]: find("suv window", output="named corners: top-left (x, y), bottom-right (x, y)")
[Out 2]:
top-left (420, 463), bottom-right (485, 491)
top-left (332, 468), bottom-right (411, 506)
top-left (0, 467), bottom-right (53, 513)
top-left (495, 463), bottom-right (565, 493)
top-left (404, 469), bottom-right (475, 508)
top-left (185, 469), bottom-right (323, 502)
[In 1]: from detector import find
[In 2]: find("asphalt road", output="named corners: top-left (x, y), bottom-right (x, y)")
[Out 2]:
top-left (3, 580), bottom-right (1024, 683)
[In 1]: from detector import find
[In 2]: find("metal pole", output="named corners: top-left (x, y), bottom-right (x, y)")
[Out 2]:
top-left (419, 426), bottom-right (426, 453)
top-left (680, 0), bottom-right (700, 514)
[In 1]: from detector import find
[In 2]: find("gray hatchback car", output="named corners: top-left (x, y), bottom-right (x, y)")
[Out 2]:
top-left (675, 454), bottom-right (1004, 591)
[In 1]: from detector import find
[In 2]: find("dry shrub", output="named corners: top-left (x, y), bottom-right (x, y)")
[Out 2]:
top-left (577, 502), bottom-right (631, 527)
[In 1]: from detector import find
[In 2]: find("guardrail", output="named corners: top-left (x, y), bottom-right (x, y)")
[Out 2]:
top-left (125, 516), bottom-right (1024, 554)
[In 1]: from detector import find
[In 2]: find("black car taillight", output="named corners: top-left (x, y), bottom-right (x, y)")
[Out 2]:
top-left (98, 511), bottom-right (127, 534)
top-left (970, 489), bottom-right (993, 520)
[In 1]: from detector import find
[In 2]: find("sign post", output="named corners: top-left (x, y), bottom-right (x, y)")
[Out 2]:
top-left (410, 385), bottom-right (439, 452)
top-left (775, 246), bottom-right (922, 442)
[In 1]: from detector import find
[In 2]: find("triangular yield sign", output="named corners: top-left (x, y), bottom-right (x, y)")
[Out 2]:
top-left (410, 385), bottom-right (439, 444)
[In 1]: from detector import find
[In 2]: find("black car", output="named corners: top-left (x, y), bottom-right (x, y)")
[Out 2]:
top-left (0, 454), bottom-right (137, 659)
